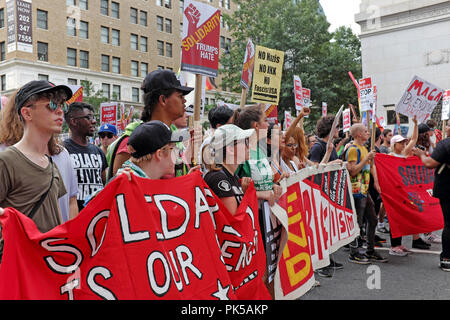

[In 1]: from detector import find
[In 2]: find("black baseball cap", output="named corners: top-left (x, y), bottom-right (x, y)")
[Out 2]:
top-left (15, 80), bottom-right (73, 113)
top-left (127, 120), bottom-right (188, 159)
top-left (418, 123), bottom-right (432, 134)
top-left (141, 70), bottom-right (194, 95)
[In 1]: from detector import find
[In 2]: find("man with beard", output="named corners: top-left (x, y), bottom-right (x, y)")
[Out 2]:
top-left (64, 102), bottom-right (107, 211)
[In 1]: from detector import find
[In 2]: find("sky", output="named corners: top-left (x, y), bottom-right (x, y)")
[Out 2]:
top-left (319, 0), bottom-right (362, 35)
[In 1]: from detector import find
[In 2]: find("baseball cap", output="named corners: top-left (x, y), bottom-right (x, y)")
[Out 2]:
top-left (98, 123), bottom-right (117, 135)
top-left (390, 134), bottom-right (407, 146)
top-left (15, 80), bottom-right (73, 113)
top-left (211, 124), bottom-right (255, 153)
top-left (127, 120), bottom-right (188, 159)
top-left (418, 123), bottom-right (432, 134)
top-left (142, 70), bottom-right (194, 95)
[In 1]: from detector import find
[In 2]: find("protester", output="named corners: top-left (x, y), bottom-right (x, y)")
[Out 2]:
top-left (284, 108), bottom-right (310, 168)
top-left (345, 123), bottom-right (388, 263)
top-left (414, 119), bottom-right (450, 271)
top-left (98, 123), bottom-right (118, 156)
top-left (266, 123), bottom-right (288, 183)
top-left (0, 80), bottom-right (73, 262)
top-left (426, 119), bottom-right (442, 145)
top-left (108, 69), bottom-right (194, 179)
top-left (309, 115), bottom-right (344, 165)
top-left (379, 128), bottom-right (392, 154)
top-left (280, 135), bottom-right (301, 173)
top-left (306, 133), bottom-right (317, 151)
top-left (64, 102), bottom-right (108, 211)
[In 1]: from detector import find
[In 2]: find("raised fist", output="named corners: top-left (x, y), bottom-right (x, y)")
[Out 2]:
top-left (185, 3), bottom-right (200, 27)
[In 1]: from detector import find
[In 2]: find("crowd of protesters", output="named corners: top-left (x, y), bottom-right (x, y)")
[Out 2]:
top-left (0, 69), bottom-right (449, 299)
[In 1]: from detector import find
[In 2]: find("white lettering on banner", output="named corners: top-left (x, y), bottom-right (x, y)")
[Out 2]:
top-left (40, 238), bottom-right (83, 274)
top-left (116, 194), bottom-right (150, 244)
top-left (87, 266), bottom-right (117, 300)
top-left (60, 278), bottom-right (80, 300)
top-left (86, 210), bottom-right (110, 257)
top-left (195, 187), bottom-right (210, 229)
top-left (153, 194), bottom-right (190, 240)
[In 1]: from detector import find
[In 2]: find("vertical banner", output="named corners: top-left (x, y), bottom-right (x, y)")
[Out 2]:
top-left (240, 39), bottom-right (255, 90)
top-left (343, 108), bottom-right (351, 132)
top-left (251, 45), bottom-right (285, 104)
top-left (181, 0), bottom-right (221, 77)
top-left (395, 75), bottom-right (444, 123)
top-left (100, 102), bottom-right (118, 127)
top-left (6, 0), bottom-right (16, 53)
top-left (442, 90), bottom-right (450, 121)
top-left (359, 77), bottom-right (373, 112)
top-left (322, 102), bottom-right (327, 117)
top-left (293, 75), bottom-right (303, 111)
top-left (15, 0), bottom-right (32, 53)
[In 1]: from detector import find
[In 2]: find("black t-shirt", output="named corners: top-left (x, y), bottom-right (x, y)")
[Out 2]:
top-left (430, 138), bottom-right (450, 199)
top-left (308, 139), bottom-right (338, 163)
top-left (204, 166), bottom-right (244, 206)
top-left (64, 138), bottom-right (108, 210)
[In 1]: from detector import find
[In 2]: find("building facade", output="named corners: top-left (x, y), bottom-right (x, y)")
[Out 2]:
top-left (355, 0), bottom-right (450, 132)
top-left (0, 0), bottom-right (238, 109)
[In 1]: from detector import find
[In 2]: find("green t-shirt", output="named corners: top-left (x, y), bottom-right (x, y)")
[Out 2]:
top-left (236, 146), bottom-right (273, 191)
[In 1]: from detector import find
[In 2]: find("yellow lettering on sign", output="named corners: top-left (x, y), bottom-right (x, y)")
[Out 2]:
top-left (286, 252), bottom-right (311, 287)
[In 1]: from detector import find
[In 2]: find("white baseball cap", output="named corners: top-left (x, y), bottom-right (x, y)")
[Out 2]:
top-left (210, 124), bottom-right (255, 152)
top-left (390, 134), bottom-right (407, 146)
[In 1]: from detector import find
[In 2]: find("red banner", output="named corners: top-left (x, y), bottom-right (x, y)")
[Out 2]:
top-left (0, 172), bottom-right (269, 300)
top-left (375, 153), bottom-right (444, 238)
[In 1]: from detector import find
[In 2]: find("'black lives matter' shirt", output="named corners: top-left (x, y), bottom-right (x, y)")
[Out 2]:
top-left (64, 138), bottom-right (107, 210)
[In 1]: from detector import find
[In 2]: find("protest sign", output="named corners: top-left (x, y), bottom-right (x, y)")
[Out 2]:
top-left (442, 90), bottom-right (450, 121)
top-left (343, 108), bottom-right (351, 133)
top-left (284, 111), bottom-right (292, 130)
top-left (240, 39), bottom-right (255, 90)
top-left (251, 45), bottom-right (285, 104)
top-left (0, 172), bottom-right (270, 300)
top-left (322, 102), bottom-right (327, 117)
top-left (294, 75), bottom-right (303, 111)
top-left (375, 154), bottom-right (444, 238)
top-left (66, 85), bottom-right (83, 105)
top-left (272, 163), bottom-right (359, 299)
top-left (395, 75), bottom-right (444, 123)
top-left (302, 88), bottom-right (311, 108)
top-left (265, 104), bottom-right (278, 124)
top-left (100, 102), bottom-right (117, 126)
top-left (359, 77), bottom-right (374, 113)
top-left (181, 0), bottom-right (221, 77)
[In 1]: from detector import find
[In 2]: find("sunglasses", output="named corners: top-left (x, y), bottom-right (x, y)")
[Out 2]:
top-left (73, 114), bottom-right (96, 122)
top-left (99, 132), bottom-right (114, 139)
top-left (49, 101), bottom-right (69, 112)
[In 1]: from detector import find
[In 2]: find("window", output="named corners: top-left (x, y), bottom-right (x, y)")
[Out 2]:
top-left (67, 17), bottom-right (76, 36)
top-left (79, 21), bottom-right (88, 39)
top-left (112, 85), bottom-right (121, 100)
top-left (80, 50), bottom-right (89, 68)
top-left (219, 0), bottom-right (224, 7)
top-left (102, 83), bottom-right (110, 99)
top-left (157, 65), bottom-right (164, 70)
top-left (67, 48), bottom-right (77, 66)
top-left (100, 0), bottom-right (108, 15)
top-left (225, 0), bottom-right (230, 9)
top-left (165, 18), bottom-right (172, 33)
top-left (37, 42), bottom-right (48, 61)
top-left (131, 60), bottom-right (139, 77)
top-left (179, 0), bottom-right (184, 14)
top-left (166, 43), bottom-right (172, 58)
top-left (157, 40), bottom-right (164, 56)
top-left (111, 2), bottom-right (119, 18)
top-left (101, 54), bottom-right (110, 72)
top-left (157, 0), bottom-right (162, 6)
top-left (67, 0), bottom-right (75, 6)
top-left (37, 9), bottom-right (47, 29)
top-left (130, 34), bottom-right (138, 50)
top-left (1, 74), bottom-right (5, 91)
top-left (0, 42), bottom-right (5, 61)
top-left (140, 62), bottom-right (148, 77)
top-left (68, 78), bottom-right (77, 85)
top-left (140, 10), bottom-right (147, 26)
top-left (140, 36), bottom-right (147, 52)
top-left (112, 57), bottom-right (120, 73)
top-left (130, 7), bottom-right (137, 24)
top-left (79, 0), bottom-right (88, 10)
top-left (164, 0), bottom-right (171, 9)
top-left (101, 26), bottom-right (109, 43)
top-left (226, 38), bottom-right (231, 51)
top-left (156, 16), bottom-right (163, 31)
top-left (80, 80), bottom-right (89, 96)
top-left (38, 74), bottom-right (49, 81)
top-left (0, 8), bottom-right (4, 29)
top-left (112, 29), bottom-right (120, 46)
top-left (132, 87), bottom-right (139, 102)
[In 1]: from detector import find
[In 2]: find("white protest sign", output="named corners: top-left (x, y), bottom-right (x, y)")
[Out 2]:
top-left (293, 75), bottom-right (303, 111)
top-left (396, 75), bottom-right (444, 123)
top-left (343, 108), bottom-right (351, 132)
top-left (359, 77), bottom-right (374, 112)
top-left (322, 102), bottom-right (327, 117)
top-left (442, 90), bottom-right (450, 121)
top-left (302, 88), bottom-right (311, 108)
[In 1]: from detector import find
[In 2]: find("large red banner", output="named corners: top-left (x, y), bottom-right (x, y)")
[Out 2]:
top-left (0, 172), bottom-right (269, 300)
top-left (375, 153), bottom-right (444, 238)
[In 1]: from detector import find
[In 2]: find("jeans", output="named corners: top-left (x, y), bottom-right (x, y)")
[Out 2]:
top-left (350, 195), bottom-right (378, 254)
top-left (440, 198), bottom-right (450, 260)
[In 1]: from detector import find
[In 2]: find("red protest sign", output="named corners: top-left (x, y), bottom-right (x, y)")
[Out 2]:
top-left (100, 102), bottom-right (117, 126)
top-left (265, 104), bottom-right (278, 124)
top-left (241, 39), bottom-right (255, 90)
top-left (302, 88), bottom-right (311, 108)
top-left (322, 102), bottom-right (327, 117)
top-left (343, 108), bottom-right (351, 132)
top-left (294, 75), bottom-right (303, 111)
top-left (181, 0), bottom-right (221, 77)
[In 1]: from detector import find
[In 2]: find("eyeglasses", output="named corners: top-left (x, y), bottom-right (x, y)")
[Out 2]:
top-left (286, 143), bottom-right (298, 148)
top-left (49, 101), bottom-right (69, 113)
top-left (99, 132), bottom-right (114, 139)
top-left (73, 114), bottom-right (96, 122)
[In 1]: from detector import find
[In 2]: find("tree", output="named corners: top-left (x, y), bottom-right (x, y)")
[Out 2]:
top-left (221, 0), bottom-right (362, 133)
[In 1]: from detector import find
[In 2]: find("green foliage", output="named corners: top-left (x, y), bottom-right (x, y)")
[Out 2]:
top-left (221, 0), bottom-right (362, 133)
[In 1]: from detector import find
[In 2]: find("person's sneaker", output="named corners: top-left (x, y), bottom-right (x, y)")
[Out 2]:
top-left (389, 246), bottom-right (408, 256)
top-left (398, 245), bottom-right (413, 254)
top-left (374, 234), bottom-right (386, 247)
top-left (329, 258), bottom-right (344, 270)
top-left (365, 250), bottom-right (388, 263)
top-left (422, 233), bottom-right (442, 244)
top-left (412, 238), bottom-right (431, 250)
top-left (377, 226), bottom-right (390, 234)
top-left (316, 267), bottom-right (333, 278)
top-left (343, 244), bottom-right (350, 251)
top-left (440, 258), bottom-right (450, 272)
top-left (348, 252), bottom-right (370, 264)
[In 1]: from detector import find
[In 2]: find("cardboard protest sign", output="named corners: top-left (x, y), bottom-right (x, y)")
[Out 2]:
top-left (241, 39), bottom-right (255, 90)
top-left (442, 90), bottom-right (450, 121)
top-left (251, 45), bottom-right (285, 104)
top-left (265, 104), bottom-right (278, 124)
top-left (0, 172), bottom-right (270, 300)
top-left (322, 102), bottom-right (327, 117)
top-left (396, 75), bottom-right (444, 123)
top-left (272, 163), bottom-right (359, 299)
top-left (359, 77), bottom-right (374, 112)
top-left (343, 108), bottom-right (351, 133)
top-left (294, 75), bottom-right (303, 111)
top-left (100, 102), bottom-right (117, 126)
top-left (181, 0), bottom-right (221, 77)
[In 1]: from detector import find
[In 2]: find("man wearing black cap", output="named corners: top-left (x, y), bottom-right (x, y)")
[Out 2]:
top-left (0, 80), bottom-right (72, 262)
top-left (108, 69), bottom-right (193, 179)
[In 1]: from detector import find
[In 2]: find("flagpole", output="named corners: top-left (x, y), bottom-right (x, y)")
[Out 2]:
top-left (240, 88), bottom-right (247, 109)
top-left (191, 74), bottom-right (203, 165)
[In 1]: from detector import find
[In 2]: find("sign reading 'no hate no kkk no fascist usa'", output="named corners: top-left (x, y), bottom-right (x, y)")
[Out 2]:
top-left (181, 0), bottom-right (221, 77)
top-left (251, 45), bottom-right (285, 105)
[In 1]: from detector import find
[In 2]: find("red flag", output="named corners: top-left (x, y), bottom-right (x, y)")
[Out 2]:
top-left (375, 154), bottom-right (444, 238)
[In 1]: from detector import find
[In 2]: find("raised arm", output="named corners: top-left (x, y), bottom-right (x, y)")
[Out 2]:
top-left (404, 115), bottom-right (418, 156)
top-left (285, 107), bottom-right (310, 141)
